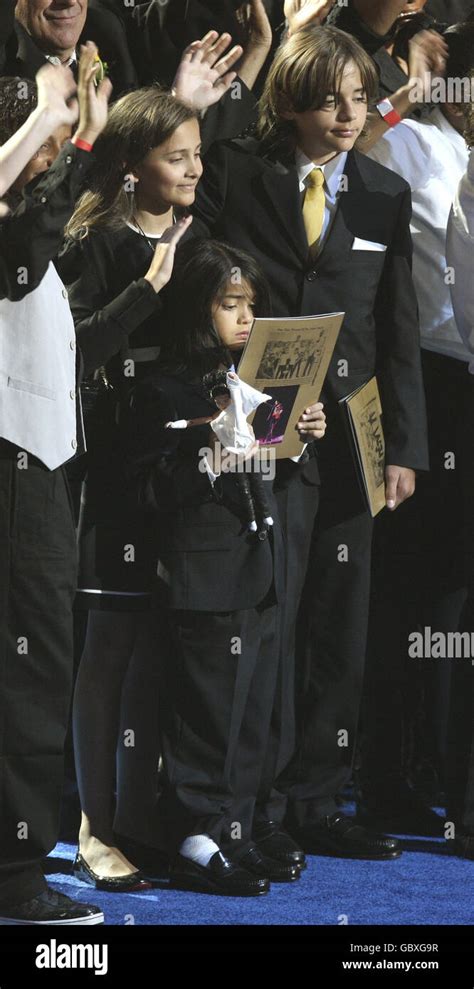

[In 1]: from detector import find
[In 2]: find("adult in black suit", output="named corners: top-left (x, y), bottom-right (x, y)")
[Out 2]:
top-left (1, 0), bottom-right (139, 93)
top-left (192, 24), bottom-right (429, 858)
top-left (2, 0), bottom-right (86, 76)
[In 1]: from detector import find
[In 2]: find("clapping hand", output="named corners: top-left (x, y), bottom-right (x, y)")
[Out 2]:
top-left (172, 31), bottom-right (243, 111)
top-left (284, 0), bottom-right (336, 36)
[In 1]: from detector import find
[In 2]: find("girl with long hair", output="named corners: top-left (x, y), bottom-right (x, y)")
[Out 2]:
top-left (63, 84), bottom-right (198, 893)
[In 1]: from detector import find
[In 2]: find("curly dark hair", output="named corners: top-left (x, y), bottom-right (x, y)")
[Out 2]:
top-left (0, 76), bottom-right (37, 145)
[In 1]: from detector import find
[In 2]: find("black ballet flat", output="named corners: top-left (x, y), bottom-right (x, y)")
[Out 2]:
top-left (72, 852), bottom-right (153, 893)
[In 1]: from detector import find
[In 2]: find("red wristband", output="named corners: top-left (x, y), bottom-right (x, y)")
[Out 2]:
top-left (72, 138), bottom-right (93, 152)
top-left (376, 99), bottom-right (402, 128)
top-left (384, 108), bottom-right (402, 127)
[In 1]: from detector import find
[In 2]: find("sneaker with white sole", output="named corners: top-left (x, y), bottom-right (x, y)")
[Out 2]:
top-left (0, 888), bottom-right (104, 925)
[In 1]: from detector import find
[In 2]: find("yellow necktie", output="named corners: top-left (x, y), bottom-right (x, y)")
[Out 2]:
top-left (302, 168), bottom-right (325, 257)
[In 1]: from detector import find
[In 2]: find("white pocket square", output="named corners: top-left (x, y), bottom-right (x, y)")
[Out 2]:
top-left (352, 237), bottom-right (387, 252)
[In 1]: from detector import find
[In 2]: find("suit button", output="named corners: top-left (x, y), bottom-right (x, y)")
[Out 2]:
top-left (306, 269), bottom-right (317, 282)
top-left (65, 155), bottom-right (72, 164)
top-left (40, 196), bottom-right (47, 204)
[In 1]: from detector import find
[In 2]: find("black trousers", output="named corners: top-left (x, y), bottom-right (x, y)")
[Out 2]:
top-left (159, 595), bottom-right (279, 858)
top-left (281, 445), bottom-right (373, 826)
top-left (254, 463), bottom-right (320, 826)
top-left (362, 352), bottom-right (471, 799)
top-left (0, 442), bottom-right (76, 907)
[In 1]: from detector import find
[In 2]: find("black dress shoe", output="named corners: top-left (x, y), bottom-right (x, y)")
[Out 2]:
top-left (169, 851), bottom-right (269, 896)
top-left (0, 888), bottom-right (104, 925)
top-left (356, 785), bottom-right (445, 837)
top-left (254, 821), bottom-right (307, 870)
top-left (73, 852), bottom-right (153, 892)
top-left (234, 845), bottom-right (300, 883)
top-left (293, 813), bottom-right (402, 860)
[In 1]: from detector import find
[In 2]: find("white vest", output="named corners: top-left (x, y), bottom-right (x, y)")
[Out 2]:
top-left (0, 262), bottom-right (78, 470)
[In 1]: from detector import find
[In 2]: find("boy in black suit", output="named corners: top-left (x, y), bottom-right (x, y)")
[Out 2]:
top-left (193, 23), bottom-right (429, 860)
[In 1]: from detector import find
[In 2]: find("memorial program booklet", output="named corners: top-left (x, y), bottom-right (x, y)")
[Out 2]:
top-left (339, 376), bottom-right (386, 517)
top-left (238, 312), bottom-right (345, 459)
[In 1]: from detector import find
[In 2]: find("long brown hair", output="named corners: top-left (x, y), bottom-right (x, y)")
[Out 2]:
top-left (257, 26), bottom-right (378, 157)
top-left (66, 87), bottom-right (198, 239)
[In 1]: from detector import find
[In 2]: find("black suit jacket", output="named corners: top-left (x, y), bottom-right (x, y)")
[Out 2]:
top-left (193, 140), bottom-right (429, 472)
top-left (125, 368), bottom-right (286, 612)
top-left (2, 19), bottom-right (46, 78)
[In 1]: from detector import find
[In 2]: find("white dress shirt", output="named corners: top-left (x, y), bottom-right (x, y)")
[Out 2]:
top-left (45, 50), bottom-right (77, 68)
top-left (296, 149), bottom-right (348, 250)
top-left (446, 152), bottom-right (474, 373)
top-left (368, 108), bottom-right (470, 363)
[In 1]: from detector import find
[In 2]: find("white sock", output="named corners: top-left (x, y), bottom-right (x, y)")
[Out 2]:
top-left (179, 834), bottom-right (220, 867)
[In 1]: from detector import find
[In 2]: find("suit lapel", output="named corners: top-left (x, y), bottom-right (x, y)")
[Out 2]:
top-left (15, 22), bottom-right (48, 74)
top-left (259, 149), bottom-right (374, 271)
top-left (260, 160), bottom-right (309, 265)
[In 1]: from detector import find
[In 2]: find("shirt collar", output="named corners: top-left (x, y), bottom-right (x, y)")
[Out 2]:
top-left (295, 149), bottom-right (348, 199)
top-left (45, 50), bottom-right (77, 67)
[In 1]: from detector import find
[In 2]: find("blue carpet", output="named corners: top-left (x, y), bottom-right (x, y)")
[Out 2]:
top-left (45, 837), bottom-right (474, 926)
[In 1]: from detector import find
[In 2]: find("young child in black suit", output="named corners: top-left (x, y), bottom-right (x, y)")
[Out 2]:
top-left (126, 238), bottom-right (326, 895)
top-left (192, 23), bottom-right (429, 859)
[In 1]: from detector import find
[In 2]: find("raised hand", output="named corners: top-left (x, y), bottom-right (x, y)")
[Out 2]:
top-left (172, 31), bottom-right (243, 111)
top-left (73, 41), bottom-right (113, 146)
top-left (235, 0), bottom-right (273, 52)
top-left (407, 29), bottom-right (448, 103)
top-left (144, 215), bottom-right (193, 294)
top-left (35, 63), bottom-right (79, 130)
top-left (284, 0), bottom-right (336, 36)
